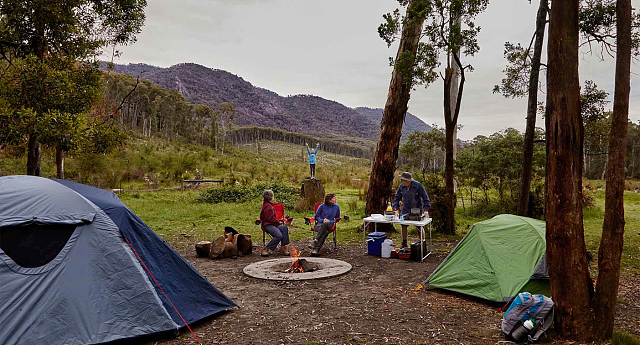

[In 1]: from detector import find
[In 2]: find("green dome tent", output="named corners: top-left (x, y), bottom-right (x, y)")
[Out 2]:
top-left (425, 214), bottom-right (551, 302)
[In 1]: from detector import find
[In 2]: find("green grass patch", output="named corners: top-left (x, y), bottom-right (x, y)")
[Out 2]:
top-left (612, 331), bottom-right (640, 345)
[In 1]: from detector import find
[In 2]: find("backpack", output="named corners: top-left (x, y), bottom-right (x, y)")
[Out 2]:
top-left (501, 292), bottom-right (554, 343)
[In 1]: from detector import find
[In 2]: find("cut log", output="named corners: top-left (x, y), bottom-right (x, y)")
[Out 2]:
top-left (301, 179), bottom-right (325, 210)
top-left (210, 235), bottom-right (226, 259)
top-left (222, 241), bottom-right (238, 259)
top-left (195, 241), bottom-right (211, 257)
top-left (237, 234), bottom-right (253, 255)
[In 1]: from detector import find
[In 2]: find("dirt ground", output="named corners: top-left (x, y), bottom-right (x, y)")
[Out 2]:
top-left (136, 240), bottom-right (640, 345)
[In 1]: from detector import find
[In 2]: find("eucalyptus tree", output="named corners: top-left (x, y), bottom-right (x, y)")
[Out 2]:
top-left (593, 0), bottom-right (632, 338)
top-left (494, 0), bottom-right (639, 215)
top-left (365, 0), bottom-right (431, 225)
top-left (399, 126), bottom-right (445, 180)
top-left (371, 0), bottom-right (488, 235)
top-left (0, 0), bottom-right (147, 175)
top-left (217, 102), bottom-right (236, 154)
top-left (545, 0), bottom-right (633, 339)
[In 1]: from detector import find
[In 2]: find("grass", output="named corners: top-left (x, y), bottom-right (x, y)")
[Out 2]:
top-left (612, 331), bottom-right (640, 345)
top-left (119, 181), bottom-right (640, 271)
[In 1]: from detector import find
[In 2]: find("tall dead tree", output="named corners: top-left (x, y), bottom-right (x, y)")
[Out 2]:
top-left (517, 0), bottom-right (549, 216)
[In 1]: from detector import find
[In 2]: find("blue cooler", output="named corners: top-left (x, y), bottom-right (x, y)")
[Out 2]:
top-left (367, 232), bottom-right (387, 256)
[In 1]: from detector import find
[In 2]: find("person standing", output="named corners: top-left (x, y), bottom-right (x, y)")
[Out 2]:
top-left (305, 142), bottom-right (320, 179)
top-left (310, 193), bottom-right (340, 256)
top-left (259, 189), bottom-right (290, 257)
top-left (392, 172), bottom-right (431, 248)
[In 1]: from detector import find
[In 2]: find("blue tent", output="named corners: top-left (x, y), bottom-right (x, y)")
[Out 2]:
top-left (0, 176), bottom-right (235, 345)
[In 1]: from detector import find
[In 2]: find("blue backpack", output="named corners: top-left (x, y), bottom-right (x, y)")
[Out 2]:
top-left (501, 292), bottom-right (554, 343)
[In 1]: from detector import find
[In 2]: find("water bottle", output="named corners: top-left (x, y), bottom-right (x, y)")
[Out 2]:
top-left (523, 319), bottom-right (536, 331)
top-left (400, 214), bottom-right (404, 222)
top-left (510, 319), bottom-right (534, 342)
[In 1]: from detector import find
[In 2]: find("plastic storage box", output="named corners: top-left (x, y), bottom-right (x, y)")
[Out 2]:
top-left (367, 232), bottom-right (387, 256)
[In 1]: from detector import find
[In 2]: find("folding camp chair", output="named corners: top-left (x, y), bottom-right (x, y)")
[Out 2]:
top-left (305, 202), bottom-right (340, 253)
top-left (255, 203), bottom-right (292, 246)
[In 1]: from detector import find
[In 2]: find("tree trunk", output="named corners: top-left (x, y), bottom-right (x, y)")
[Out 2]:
top-left (593, 0), bottom-right (631, 338)
top-left (600, 158), bottom-right (608, 180)
top-left (365, 0), bottom-right (426, 222)
top-left (443, 102), bottom-right (456, 235)
top-left (56, 144), bottom-right (64, 179)
top-left (545, 0), bottom-right (594, 340)
top-left (27, 133), bottom-right (41, 176)
top-left (442, 57), bottom-right (465, 235)
top-left (518, 0), bottom-right (548, 216)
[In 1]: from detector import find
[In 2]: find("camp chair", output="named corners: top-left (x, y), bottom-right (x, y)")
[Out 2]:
top-left (304, 202), bottom-right (340, 253)
top-left (255, 203), bottom-right (292, 246)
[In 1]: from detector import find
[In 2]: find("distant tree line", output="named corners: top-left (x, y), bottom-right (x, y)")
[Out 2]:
top-left (229, 126), bottom-right (375, 159)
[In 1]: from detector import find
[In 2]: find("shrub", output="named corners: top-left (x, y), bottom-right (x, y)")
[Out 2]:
top-left (415, 172), bottom-right (447, 234)
top-left (198, 182), bottom-right (300, 209)
top-left (583, 187), bottom-right (597, 208)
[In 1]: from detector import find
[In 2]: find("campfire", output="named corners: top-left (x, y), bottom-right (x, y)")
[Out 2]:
top-left (285, 247), bottom-right (316, 273)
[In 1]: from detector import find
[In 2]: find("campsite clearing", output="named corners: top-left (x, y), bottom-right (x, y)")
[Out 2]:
top-left (140, 240), bottom-right (640, 345)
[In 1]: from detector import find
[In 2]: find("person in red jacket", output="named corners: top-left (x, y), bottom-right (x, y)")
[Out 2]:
top-left (259, 189), bottom-right (290, 257)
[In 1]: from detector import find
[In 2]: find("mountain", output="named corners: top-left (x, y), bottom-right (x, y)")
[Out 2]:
top-left (103, 62), bottom-right (431, 142)
top-left (353, 107), bottom-right (432, 136)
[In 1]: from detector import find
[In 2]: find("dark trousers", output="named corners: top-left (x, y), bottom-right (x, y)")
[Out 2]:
top-left (314, 221), bottom-right (332, 250)
top-left (264, 224), bottom-right (289, 251)
top-left (310, 164), bottom-right (316, 178)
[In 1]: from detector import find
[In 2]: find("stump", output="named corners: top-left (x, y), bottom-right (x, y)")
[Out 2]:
top-left (301, 178), bottom-right (325, 209)
top-left (195, 241), bottom-right (212, 257)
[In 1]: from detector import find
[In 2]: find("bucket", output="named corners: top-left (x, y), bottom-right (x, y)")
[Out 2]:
top-left (381, 239), bottom-right (393, 258)
top-left (367, 232), bottom-right (387, 256)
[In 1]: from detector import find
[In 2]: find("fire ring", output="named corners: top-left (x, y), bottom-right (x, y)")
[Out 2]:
top-left (243, 257), bottom-right (352, 281)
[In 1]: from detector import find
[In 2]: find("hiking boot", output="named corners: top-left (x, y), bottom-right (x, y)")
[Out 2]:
top-left (279, 245), bottom-right (291, 256)
top-left (401, 240), bottom-right (408, 249)
top-left (309, 239), bottom-right (317, 249)
top-left (311, 248), bottom-right (319, 257)
top-left (260, 248), bottom-right (270, 257)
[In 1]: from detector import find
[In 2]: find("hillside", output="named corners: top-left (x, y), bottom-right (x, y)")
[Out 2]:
top-left (103, 62), bottom-right (431, 142)
top-left (354, 107), bottom-right (432, 135)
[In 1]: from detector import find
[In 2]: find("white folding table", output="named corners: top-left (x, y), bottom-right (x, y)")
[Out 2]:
top-left (362, 217), bottom-right (433, 262)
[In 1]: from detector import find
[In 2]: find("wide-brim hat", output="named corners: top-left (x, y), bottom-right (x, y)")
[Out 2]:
top-left (399, 172), bottom-right (413, 181)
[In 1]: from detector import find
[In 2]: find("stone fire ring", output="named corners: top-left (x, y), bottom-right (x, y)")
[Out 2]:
top-left (243, 257), bottom-right (352, 281)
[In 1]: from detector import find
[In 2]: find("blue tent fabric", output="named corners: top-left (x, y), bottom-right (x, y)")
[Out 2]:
top-left (0, 176), bottom-right (235, 345)
top-left (51, 178), bottom-right (237, 326)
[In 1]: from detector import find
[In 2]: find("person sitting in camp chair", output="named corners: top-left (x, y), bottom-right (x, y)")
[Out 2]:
top-left (259, 189), bottom-right (290, 257)
top-left (309, 193), bottom-right (340, 256)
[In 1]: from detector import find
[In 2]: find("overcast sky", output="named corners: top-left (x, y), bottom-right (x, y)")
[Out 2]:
top-left (110, 0), bottom-right (639, 140)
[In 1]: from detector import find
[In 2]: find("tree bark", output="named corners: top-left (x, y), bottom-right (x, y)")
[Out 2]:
top-left (442, 51), bottom-right (465, 235)
top-left (517, 0), bottom-right (548, 216)
top-left (545, 0), bottom-right (594, 340)
top-left (365, 0), bottom-right (426, 222)
top-left (27, 133), bottom-right (41, 176)
top-left (593, 0), bottom-right (631, 338)
top-left (56, 144), bottom-right (64, 179)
